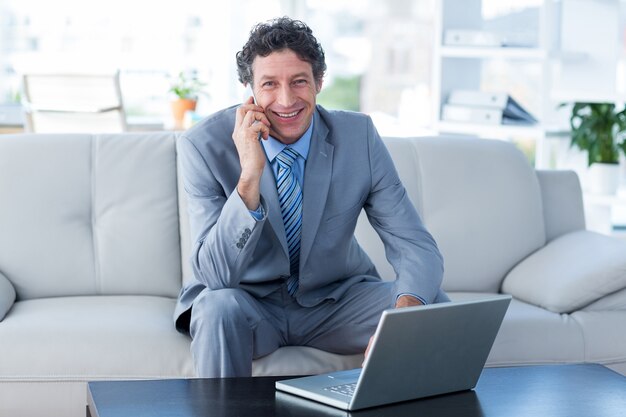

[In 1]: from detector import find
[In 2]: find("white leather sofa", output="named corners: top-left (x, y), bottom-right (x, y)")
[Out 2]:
top-left (1, 132), bottom-right (625, 417)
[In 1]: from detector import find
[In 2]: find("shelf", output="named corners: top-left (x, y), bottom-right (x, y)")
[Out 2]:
top-left (551, 51), bottom-right (589, 63)
top-left (436, 121), bottom-right (561, 139)
top-left (584, 187), bottom-right (626, 207)
top-left (440, 46), bottom-right (546, 60)
top-left (433, 0), bottom-right (573, 169)
top-left (550, 89), bottom-right (626, 105)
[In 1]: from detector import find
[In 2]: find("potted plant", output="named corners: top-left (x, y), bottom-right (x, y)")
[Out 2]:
top-left (568, 102), bottom-right (626, 194)
top-left (169, 71), bottom-right (206, 129)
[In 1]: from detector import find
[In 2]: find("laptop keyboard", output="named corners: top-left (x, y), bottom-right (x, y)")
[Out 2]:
top-left (324, 382), bottom-right (357, 397)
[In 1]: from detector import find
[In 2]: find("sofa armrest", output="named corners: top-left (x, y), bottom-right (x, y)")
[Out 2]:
top-left (501, 230), bottom-right (626, 313)
top-left (536, 170), bottom-right (585, 242)
top-left (0, 272), bottom-right (16, 321)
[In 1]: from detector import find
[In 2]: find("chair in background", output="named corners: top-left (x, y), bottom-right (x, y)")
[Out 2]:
top-left (21, 71), bottom-right (127, 133)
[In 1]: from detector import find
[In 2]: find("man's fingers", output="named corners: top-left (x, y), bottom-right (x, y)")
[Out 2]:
top-left (238, 101), bottom-right (265, 117)
top-left (235, 99), bottom-right (264, 124)
top-left (236, 111), bottom-right (268, 141)
top-left (395, 295), bottom-right (424, 309)
top-left (364, 336), bottom-right (373, 357)
top-left (233, 101), bottom-right (271, 142)
top-left (362, 335), bottom-right (374, 366)
top-left (242, 109), bottom-right (271, 129)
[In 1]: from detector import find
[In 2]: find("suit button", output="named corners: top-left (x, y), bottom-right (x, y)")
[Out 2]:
top-left (236, 243), bottom-right (243, 249)
top-left (245, 228), bottom-right (252, 234)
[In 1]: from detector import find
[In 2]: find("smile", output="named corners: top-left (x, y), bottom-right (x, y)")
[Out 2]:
top-left (274, 110), bottom-right (301, 119)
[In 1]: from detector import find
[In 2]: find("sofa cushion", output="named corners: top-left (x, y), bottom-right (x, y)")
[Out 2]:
top-left (448, 292), bottom-right (585, 366)
top-left (571, 310), bottom-right (626, 372)
top-left (374, 137), bottom-right (546, 293)
top-left (0, 296), bottom-right (194, 379)
top-left (176, 135), bottom-right (194, 286)
top-left (583, 287), bottom-right (626, 311)
top-left (0, 273), bottom-right (15, 321)
top-left (502, 230), bottom-right (626, 313)
top-left (0, 133), bottom-right (182, 300)
top-left (253, 346), bottom-right (362, 376)
top-left (0, 134), bottom-right (96, 299)
top-left (92, 133), bottom-right (181, 297)
top-left (535, 170), bottom-right (585, 241)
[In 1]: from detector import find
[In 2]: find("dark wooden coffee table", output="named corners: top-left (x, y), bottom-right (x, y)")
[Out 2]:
top-left (87, 364), bottom-right (626, 417)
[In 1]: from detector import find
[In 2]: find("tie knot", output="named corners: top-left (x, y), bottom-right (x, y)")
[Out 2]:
top-left (277, 147), bottom-right (299, 169)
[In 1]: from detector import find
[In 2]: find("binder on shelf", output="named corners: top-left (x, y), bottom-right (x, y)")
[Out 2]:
top-left (443, 30), bottom-right (501, 47)
top-left (442, 104), bottom-right (502, 125)
top-left (443, 30), bottom-right (535, 48)
top-left (444, 90), bottom-right (537, 125)
top-left (448, 90), bottom-right (508, 108)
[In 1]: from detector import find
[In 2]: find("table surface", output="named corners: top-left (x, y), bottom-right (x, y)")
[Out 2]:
top-left (87, 364), bottom-right (626, 417)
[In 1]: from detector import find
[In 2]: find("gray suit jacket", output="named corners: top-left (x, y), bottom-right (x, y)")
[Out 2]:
top-left (174, 105), bottom-right (444, 331)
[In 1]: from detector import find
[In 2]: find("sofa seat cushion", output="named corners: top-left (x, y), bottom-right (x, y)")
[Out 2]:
top-left (0, 295), bottom-right (365, 380)
top-left (449, 292), bottom-right (585, 366)
top-left (571, 310), bottom-right (626, 374)
top-left (0, 295), bottom-right (194, 380)
top-left (0, 295), bottom-right (364, 417)
top-left (253, 346), bottom-right (362, 376)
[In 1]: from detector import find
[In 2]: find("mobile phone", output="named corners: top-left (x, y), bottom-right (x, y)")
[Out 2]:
top-left (244, 84), bottom-right (262, 141)
top-left (244, 83), bottom-right (258, 105)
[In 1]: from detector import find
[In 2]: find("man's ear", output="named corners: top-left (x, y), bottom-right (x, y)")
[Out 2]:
top-left (315, 79), bottom-right (324, 93)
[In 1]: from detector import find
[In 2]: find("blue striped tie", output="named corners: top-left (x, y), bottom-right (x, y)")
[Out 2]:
top-left (276, 147), bottom-right (302, 296)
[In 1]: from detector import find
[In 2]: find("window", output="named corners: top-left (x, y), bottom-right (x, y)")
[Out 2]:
top-left (0, 0), bottom-right (436, 135)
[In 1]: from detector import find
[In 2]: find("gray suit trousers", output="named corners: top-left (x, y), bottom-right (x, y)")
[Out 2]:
top-left (189, 280), bottom-right (398, 378)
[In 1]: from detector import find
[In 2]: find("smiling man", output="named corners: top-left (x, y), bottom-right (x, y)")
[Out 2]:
top-left (174, 17), bottom-right (449, 378)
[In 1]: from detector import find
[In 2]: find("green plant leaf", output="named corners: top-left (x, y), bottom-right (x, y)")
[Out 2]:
top-left (169, 71), bottom-right (207, 99)
top-left (569, 102), bottom-right (625, 165)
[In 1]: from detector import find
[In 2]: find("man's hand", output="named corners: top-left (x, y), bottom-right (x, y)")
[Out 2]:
top-left (363, 295), bottom-right (424, 364)
top-left (233, 96), bottom-right (271, 210)
top-left (394, 294), bottom-right (424, 309)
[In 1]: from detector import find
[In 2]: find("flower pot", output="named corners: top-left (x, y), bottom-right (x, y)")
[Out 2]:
top-left (588, 162), bottom-right (620, 195)
top-left (171, 98), bottom-right (197, 130)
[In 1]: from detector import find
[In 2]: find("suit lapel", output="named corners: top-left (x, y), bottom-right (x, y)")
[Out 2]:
top-left (260, 159), bottom-right (289, 258)
top-left (300, 111), bottom-right (333, 272)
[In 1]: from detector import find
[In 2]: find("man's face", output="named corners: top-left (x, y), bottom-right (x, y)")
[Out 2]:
top-left (251, 49), bottom-right (322, 145)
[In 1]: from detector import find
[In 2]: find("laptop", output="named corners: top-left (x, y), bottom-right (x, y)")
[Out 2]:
top-left (275, 295), bottom-right (511, 411)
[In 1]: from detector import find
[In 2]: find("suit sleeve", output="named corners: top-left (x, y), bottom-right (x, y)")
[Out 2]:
top-left (178, 134), bottom-right (266, 290)
top-left (362, 118), bottom-right (444, 303)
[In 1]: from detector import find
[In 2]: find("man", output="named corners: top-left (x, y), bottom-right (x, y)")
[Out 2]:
top-left (174, 17), bottom-right (448, 378)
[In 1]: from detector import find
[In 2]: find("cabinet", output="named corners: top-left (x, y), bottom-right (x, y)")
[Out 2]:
top-left (433, 0), bottom-right (626, 169)
top-left (584, 187), bottom-right (626, 236)
top-left (432, 0), bottom-right (563, 168)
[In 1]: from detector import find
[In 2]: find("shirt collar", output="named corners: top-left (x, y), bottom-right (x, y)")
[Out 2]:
top-left (261, 116), bottom-right (314, 163)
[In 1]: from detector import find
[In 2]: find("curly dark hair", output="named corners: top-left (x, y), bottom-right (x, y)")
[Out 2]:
top-left (236, 17), bottom-right (326, 87)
